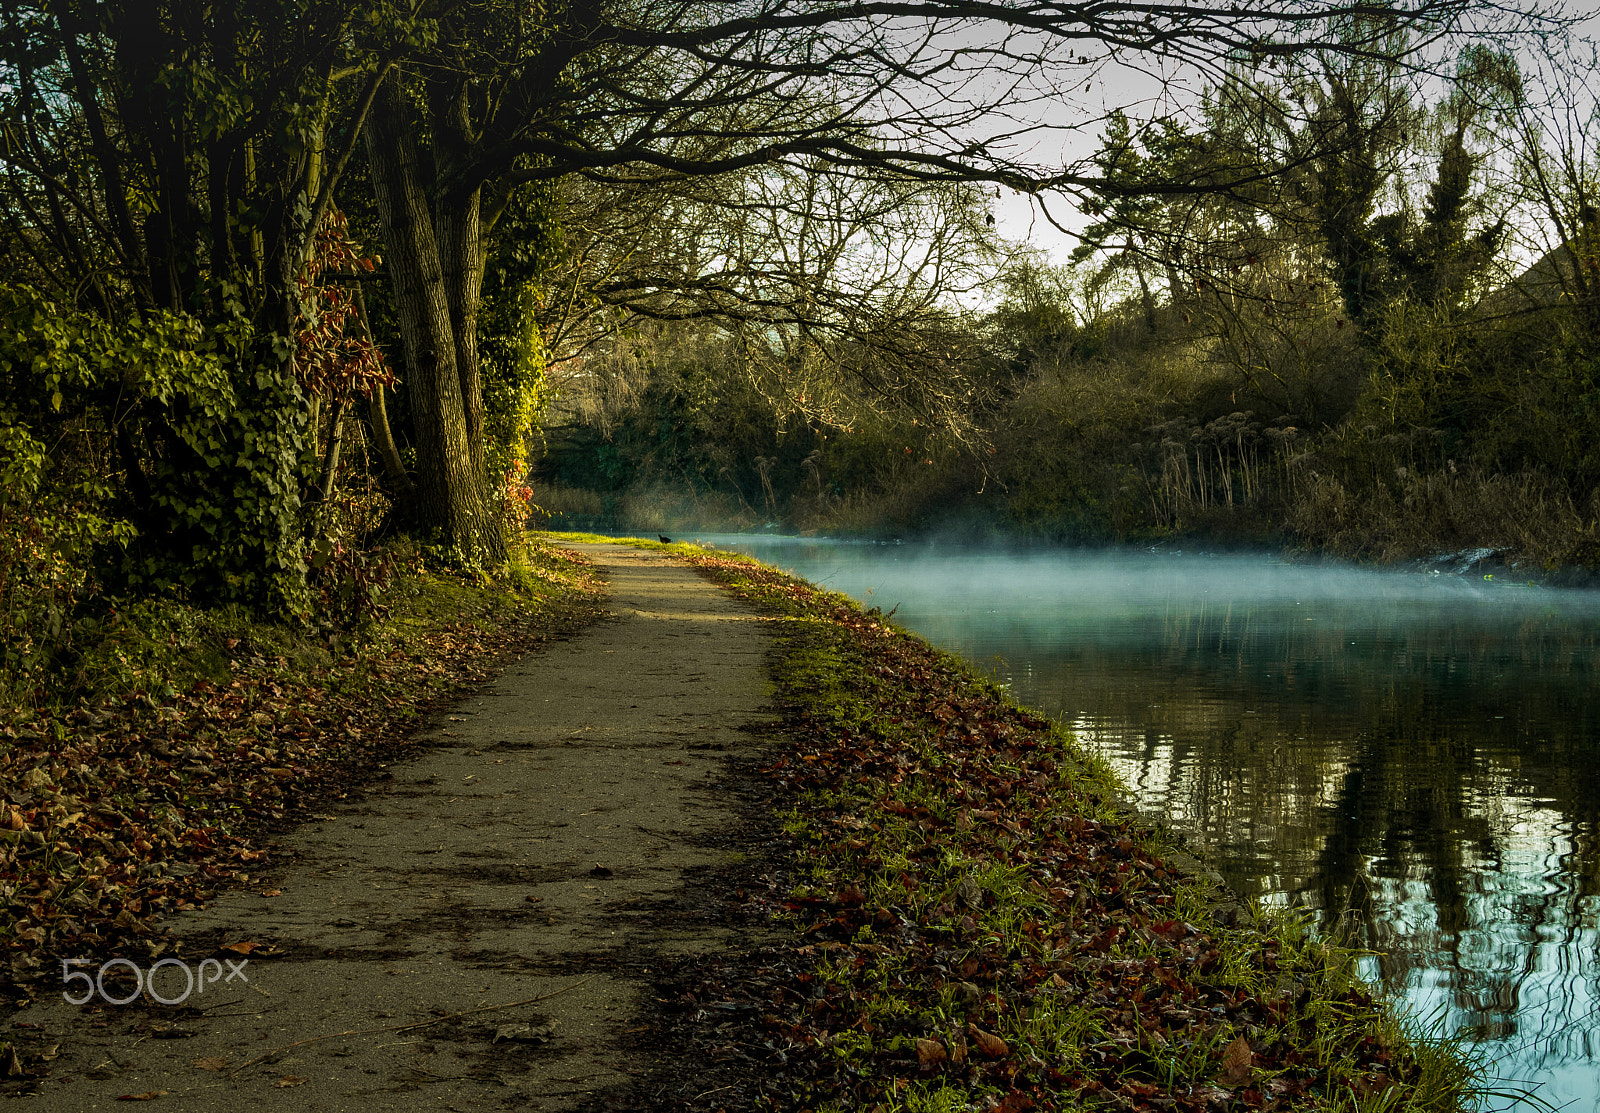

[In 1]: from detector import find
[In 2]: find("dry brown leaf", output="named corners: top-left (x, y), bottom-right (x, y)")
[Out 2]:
top-left (968, 1025), bottom-right (1009, 1058)
top-left (915, 1038), bottom-right (947, 1066)
top-left (1217, 1035), bottom-right (1253, 1087)
top-left (115, 1093), bottom-right (167, 1102)
top-left (191, 1057), bottom-right (230, 1072)
top-left (220, 940), bottom-right (280, 959)
top-left (273, 1075), bottom-right (307, 1088)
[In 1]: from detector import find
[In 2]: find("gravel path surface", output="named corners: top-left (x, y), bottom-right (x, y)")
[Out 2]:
top-left (12, 543), bottom-right (774, 1111)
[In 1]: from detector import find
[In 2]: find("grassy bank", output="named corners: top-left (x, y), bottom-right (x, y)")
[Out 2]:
top-left (634, 537), bottom-right (1474, 1112)
top-left (0, 540), bottom-right (603, 1003)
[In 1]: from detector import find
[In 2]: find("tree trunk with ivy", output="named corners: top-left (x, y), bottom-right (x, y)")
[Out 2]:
top-left (363, 75), bottom-right (506, 566)
top-left (0, 1), bottom-right (405, 614)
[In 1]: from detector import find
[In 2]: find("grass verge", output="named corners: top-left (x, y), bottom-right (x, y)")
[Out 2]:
top-left (0, 539), bottom-right (603, 1014)
top-left (657, 541), bottom-right (1475, 1113)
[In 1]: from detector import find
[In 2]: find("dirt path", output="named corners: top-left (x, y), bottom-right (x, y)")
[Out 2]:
top-left (11, 543), bottom-right (775, 1111)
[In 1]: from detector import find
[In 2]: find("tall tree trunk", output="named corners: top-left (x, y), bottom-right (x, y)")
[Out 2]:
top-left (431, 77), bottom-right (492, 486)
top-left (363, 76), bottom-right (503, 564)
top-left (366, 384), bottom-right (412, 499)
top-left (437, 188), bottom-right (489, 482)
top-left (316, 397), bottom-right (345, 502)
top-left (351, 281), bottom-right (415, 503)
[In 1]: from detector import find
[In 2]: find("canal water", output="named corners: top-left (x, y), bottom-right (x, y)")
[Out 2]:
top-left (696, 536), bottom-right (1600, 1111)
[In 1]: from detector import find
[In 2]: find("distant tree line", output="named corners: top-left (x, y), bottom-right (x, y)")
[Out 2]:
top-left (538, 20), bottom-right (1600, 570)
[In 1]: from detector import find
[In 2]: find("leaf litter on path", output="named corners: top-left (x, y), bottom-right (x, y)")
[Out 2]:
top-left (0, 545), bottom-right (605, 1089)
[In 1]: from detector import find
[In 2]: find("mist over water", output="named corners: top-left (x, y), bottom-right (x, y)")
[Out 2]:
top-left (695, 535), bottom-right (1600, 1112)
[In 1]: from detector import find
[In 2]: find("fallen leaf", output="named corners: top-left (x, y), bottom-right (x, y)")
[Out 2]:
top-left (968, 1025), bottom-right (1009, 1058)
top-left (192, 1057), bottom-right (230, 1071)
top-left (915, 1037), bottom-right (947, 1066)
top-left (116, 1093), bottom-right (167, 1102)
top-left (259, 889), bottom-right (282, 897)
top-left (273, 1075), bottom-right (306, 1088)
top-left (221, 941), bottom-right (262, 955)
top-left (1218, 1035), bottom-right (1253, 1087)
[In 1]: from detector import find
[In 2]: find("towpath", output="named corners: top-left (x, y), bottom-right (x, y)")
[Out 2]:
top-left (12, 542), bottom-right (775, 1111)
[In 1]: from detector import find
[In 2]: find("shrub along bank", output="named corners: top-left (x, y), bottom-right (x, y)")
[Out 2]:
top-left (670, 541), bottom-right (1473, 1113)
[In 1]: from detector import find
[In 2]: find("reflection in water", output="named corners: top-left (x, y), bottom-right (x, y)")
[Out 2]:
top-left (698, 537), bottom-right (1600, 1111)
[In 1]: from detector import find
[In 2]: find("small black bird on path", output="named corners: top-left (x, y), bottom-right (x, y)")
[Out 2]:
top-left (658, 535), bottom-right (671, 543)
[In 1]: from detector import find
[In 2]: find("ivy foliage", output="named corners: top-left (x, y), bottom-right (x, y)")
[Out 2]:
top-left (0, 1), bottom-right (446, 620)
top-left (480, 180), bottom-right (566, 523)
top-left (0, 286), bottom-right (315, 656)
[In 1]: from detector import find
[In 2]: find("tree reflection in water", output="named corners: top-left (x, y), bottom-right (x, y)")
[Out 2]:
top-left (1010, 591), bottom-right (1600, 1112)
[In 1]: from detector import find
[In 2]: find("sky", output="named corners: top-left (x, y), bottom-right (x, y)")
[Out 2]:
top-left (978, 5), bottom-right (1600, 268)
top-left (990, 53), bottom-right (1188, 262)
